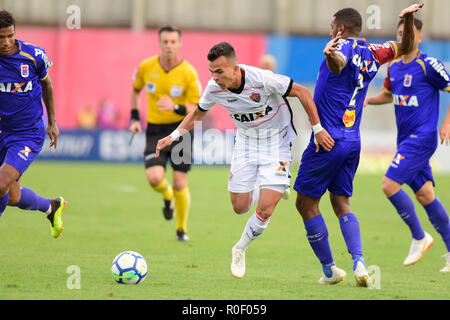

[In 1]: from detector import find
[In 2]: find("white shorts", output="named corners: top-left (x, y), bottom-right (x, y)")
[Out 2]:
top-left (227, 137), bottom-right (292, 194)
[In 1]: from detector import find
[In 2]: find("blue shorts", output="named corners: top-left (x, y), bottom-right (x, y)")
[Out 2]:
top-left (294, 139), bottom-right (361, 198)
top-left (0, 124), bottom-right (45, 176)
top-left (385, 135), bottom-right (436, 193)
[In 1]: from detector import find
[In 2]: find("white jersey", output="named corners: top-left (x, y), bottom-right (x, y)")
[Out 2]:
top-left (198, 64), bottom-right (297, 144)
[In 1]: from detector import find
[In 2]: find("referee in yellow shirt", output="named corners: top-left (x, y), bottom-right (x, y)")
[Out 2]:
top-left (129, 26), bottom-right (201, 241)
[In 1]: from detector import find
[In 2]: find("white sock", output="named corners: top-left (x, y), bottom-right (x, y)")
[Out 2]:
top-left (234, 211), bottom-right (270, 250)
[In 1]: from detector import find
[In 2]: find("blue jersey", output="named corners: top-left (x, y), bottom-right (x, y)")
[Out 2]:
top-left (383, 52), bottom-right (450, 144)
top-left (314, 38), bottom-right (398, 141)
top-left (0, 39), bottom-right (52, 132)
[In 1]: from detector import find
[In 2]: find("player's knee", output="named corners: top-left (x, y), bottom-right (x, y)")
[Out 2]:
top-left (255, 207), bottom-right (274, 220)
top-left (232, 204), bottom-right (250, 215)
top-left (381, 178), bottom-right (399, 197)
top-left (415, 191), bottom-right (434, 206)
top-left (172, 175), bottom-right (187, 191)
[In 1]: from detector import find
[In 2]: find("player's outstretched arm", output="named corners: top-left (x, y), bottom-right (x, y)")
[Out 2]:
top-left (155, 107), bottom-right (207, 157)
top-left (396, 3), bottom-right (424, 56)
top-left (364, 91), bottom-right (393, 107)
top-left (40, 75), bottom-right (59, 149)
top-left (439, 103), bottom-right (450, 146)
top-left (289, 83), bottom-right (335, 152)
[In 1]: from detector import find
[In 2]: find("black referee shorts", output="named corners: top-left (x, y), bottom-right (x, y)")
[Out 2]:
top-left (144, 122), bottom-right (193, 173)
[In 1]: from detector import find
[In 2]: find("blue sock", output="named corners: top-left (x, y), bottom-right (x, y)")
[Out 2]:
top-left (424, 198), bottom-right (450, 251)
top-left (339, 213), bottom-right (364, 270)
top-left (15, 187), bottom-right (51, 213)
top-left (388, 189), bottom-right (425, 240)
top-left (0, 193), bottom-right (9, 218)
top-left (304, 214), bottom-right (334, 277)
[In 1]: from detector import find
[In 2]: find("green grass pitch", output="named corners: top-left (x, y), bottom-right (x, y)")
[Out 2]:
top-left (0, 161), bottom-right (449, 300)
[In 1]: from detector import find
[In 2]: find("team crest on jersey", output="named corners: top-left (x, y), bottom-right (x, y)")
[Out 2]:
top-left (403, 74), bottom-right (412, 87)
top-left (170, 86), bottom-right (183, 98)
top-left (146, 82), bottom-right (156, 93)
top-left (250, 92), bottom-right (261, 103)
top-left (20, 64), bottom-right (29, 78)
top-left (342, 109), bottom-right (356, 127)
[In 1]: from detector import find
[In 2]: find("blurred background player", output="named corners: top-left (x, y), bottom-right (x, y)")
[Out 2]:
top-left (129, 25), bottom-right (201, 241)
top-left (259, 54), bottom-right (277, 72)
top-left (293, 3), bottom-right (423, 287)
top-left (365, 18), bottom-right (450, 272)
top-left (0, 10), bottom-right (66, 238)
top-left (156, 42), bottom-right (334, 278)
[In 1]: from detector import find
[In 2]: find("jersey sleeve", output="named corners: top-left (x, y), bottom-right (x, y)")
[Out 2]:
top-left (262, 69), bottom-right (293, 97)
top-left (334, 38), bottom-right (354, 67)
top-left (132, 63), bottom-right (145, 91)
top-left (367, 41), bottom-right (398, 65)
top-left (35, 47), bottom-right (53, 80)
top-left (382, 65), bottom-right (392, 94)
top-left (198, 83), bottom-right (215, 112)
top-left (184, 68), bottom-right (201, 105)
top-left (424, 57), bottom-right (450, 92)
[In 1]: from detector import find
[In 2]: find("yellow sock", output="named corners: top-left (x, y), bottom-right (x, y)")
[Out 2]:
top-left (151, 179), bottom-right (173, 201)
top-left (174, 187), bottom-right (190, 233)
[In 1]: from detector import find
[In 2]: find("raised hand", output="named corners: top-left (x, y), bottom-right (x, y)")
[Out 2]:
top-left (323, 31), bottom-right (342, 57)
top-left (399, 2), bottom-right (424, 18)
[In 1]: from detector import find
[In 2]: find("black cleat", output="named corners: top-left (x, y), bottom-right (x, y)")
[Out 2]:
top-left (163, 199), bottom-right (174, 220)
top-left (176, 229), bottom-right (189, 242)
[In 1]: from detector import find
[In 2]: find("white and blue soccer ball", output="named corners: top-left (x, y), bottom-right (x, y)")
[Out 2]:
top-left (111, 251), bottom-right (148, 284)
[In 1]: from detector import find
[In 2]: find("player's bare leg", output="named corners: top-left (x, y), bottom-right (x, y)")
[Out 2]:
top-left (146, 165), bottom-right (174, 220)
top-left (382, 177), bottom-right (433, 266)
top-left (230, 188), bottom-right (282, 278)
top-left (296, 192), bottom-right (346, 285)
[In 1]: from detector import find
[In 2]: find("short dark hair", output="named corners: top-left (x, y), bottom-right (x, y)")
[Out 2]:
top-left (0, 10), bottom-right (15, 29)
top-left (333, 8), bottom-right (362, 34)
top-left (397, 18), bottom-right (423, 31)
top-left (158, 25), bottom-right (181, 38)
top-left (207, 42), bottom-right (236, 62)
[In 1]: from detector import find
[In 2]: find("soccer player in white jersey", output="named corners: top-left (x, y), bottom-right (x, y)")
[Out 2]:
top-left (156, 42), bottom-right (335, 278)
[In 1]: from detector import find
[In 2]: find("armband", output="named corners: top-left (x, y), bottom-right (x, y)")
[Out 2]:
top-left (173, 104), bottom-right (187, 116)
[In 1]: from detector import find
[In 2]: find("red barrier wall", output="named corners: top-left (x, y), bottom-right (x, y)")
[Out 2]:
top-left (16, 27), bottom-right (266, 130)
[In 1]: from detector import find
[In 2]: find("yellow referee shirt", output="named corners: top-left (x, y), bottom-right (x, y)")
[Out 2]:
top-left (133, 55), bottom-right (201, 125)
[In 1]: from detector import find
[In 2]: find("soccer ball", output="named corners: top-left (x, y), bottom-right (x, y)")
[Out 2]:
top-left (111, 251), bottom-right (148, 284)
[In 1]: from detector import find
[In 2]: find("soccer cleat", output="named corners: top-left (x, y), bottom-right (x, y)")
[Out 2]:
top-left (282, 188), bottom-right (291, 200)
top-left (403, 232), bottom-right (434, 267)
top-left (163, 198), bottom-right (174, 220)
top-left (353, 260), bottom-right (373, 288)
top-left (231, 246), bottom-right (246, 278)
top-left (440, 252), bottom-right (450, 273)
top-left (318, 266), bottom-right (346, 285)
top-left (176, 229), bottom-right (189, 242)
top-left (47, 197), bottom-right (66, 239)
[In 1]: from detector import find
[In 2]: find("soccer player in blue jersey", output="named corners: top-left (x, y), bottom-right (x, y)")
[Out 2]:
top-left (365, 18), bottom-right (450, 272)
top-left (293, 3), bottom-right (424, 286)
top-left (0, 10), bottom-right (66, 238)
